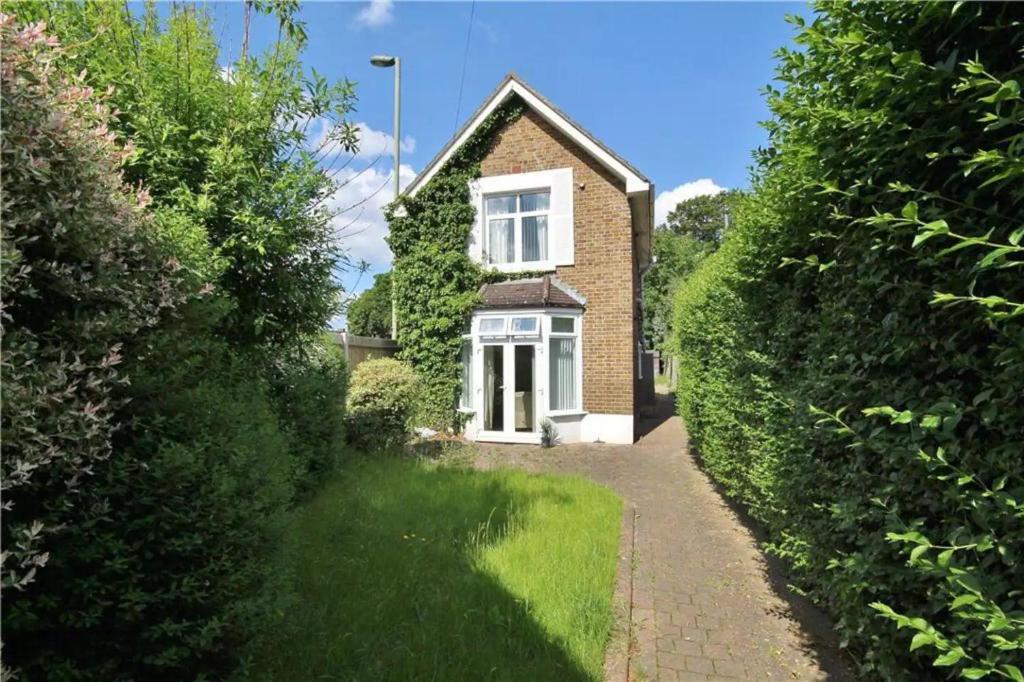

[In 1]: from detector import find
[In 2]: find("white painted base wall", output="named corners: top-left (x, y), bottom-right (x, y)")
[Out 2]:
top-left (579, 413), bottom-right (634, 444)
top-left (464, 412), bottom-right (634, 445)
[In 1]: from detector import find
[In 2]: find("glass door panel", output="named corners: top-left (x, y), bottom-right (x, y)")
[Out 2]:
top-left (484, 345), bottom-right (504, 431)
top-left (513, 345), bottom-right (535, 433)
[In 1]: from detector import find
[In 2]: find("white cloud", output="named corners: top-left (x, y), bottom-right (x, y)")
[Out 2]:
top-left (309, 120), bottom-right (413, 161)
top-left (330, 162), bottom-right (417, 270)
top-left (353, 0), bottom-right (394, 28)
top-left (352, 122), bottom-right (415, 160)
top-left (654, 178), bottom-right (726, 226)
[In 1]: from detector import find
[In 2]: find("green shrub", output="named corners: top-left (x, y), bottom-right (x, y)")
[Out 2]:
top-left (673, 4), bottom-right (1022, 679)
top-left (1, 13), bottom-right (354, 680)
top-left (346, 358), bottom-right (420, 451)
top-left (4, 335), bottom-right (301, 680)
top-left (643, 229), bottom-right (716, 350)
top-left (0, 10), bottom-right (190, 605)
top-left (269, 335), bottom-right (349, 492)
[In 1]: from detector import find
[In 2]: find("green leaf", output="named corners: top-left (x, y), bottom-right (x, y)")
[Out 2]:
top-left (979, 246), bottom-right (1017, 269)
top-left (982, 79), bottom-right (1021, 103)
top-left (902, 201), bottom-right (919, 221)
top-left (910, 544), bottom-right (930, 563)
top-left (973, 388), bottom-right (995, 405)
top-left (1002, 665), bottom-right (1024, 682)
top-left (912, 220), bottom-right (951, 248)
top-left (933, 648), bottom-right (964, 666)
top-left (951, 594), bottom-right (978, 609)
top-left (962, 668), bottom-right (990, 680)
top-left (910, 631), bottom-right (935, 651)
top-left (887, 530), bottom-right (928, 545)
top-left (987, 616), bottom-right (1010, 632)
top-left (894, 410), bottom-right (914, 424)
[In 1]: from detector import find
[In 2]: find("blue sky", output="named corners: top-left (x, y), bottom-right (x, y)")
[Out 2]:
top-left (203, 1), bottom-right (805, 325)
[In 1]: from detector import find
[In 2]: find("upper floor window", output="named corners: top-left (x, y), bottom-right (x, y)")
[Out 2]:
top-left (469, 167), bottom-right (574, 271)
top-left (485, 191), bottom-right (550, 265)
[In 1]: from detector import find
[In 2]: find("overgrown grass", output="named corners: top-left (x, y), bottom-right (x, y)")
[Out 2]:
top-left (243, 457), bottom-right (622, 681)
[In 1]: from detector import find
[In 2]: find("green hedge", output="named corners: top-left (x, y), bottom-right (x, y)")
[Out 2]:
top-left (673, 4), bottom-right (1022, 679)
top-left (269, 337), bottom-right (349, 493)
top-left (1, 11), bottom-right (350, 680)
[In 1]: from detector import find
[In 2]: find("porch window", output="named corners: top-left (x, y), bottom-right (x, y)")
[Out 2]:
top-left (478, 317), bottom-right (507, 335)
top-left (510, 315), bottom-right (539, 335)
top-left (460, 340), bottom-right (472, 409)
top-left (484, 191), bottom-right (550, 265)
top-left (551, 317), bottom-right (575, 333)
top-left (549, 316), bottom-right (579, 412)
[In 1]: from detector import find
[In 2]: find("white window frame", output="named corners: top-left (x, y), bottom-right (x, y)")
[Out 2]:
top-left (468, 168), bottom-right (574, 272)
top-left (483, 190), bottom-right (551, 267)
top-left (477, 316), bottom-right (508, 336)
top-left (547, 314), bottom-right (583, 416)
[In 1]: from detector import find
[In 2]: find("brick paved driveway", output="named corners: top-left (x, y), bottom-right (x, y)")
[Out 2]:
top-left (471, 393), bottom-right (855, 681)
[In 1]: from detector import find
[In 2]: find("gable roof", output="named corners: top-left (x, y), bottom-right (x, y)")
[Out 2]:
top-left (404, 73), bottom-right (651, 198)
top-left (477, 275), bottom-right (586, 310)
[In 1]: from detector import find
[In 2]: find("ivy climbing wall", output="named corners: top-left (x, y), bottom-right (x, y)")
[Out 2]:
top-left (386, 97), bottom-right (528, 429)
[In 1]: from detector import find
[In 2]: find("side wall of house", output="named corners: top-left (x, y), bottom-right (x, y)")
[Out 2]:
top-left (480, 108), bottom-right (636, 425)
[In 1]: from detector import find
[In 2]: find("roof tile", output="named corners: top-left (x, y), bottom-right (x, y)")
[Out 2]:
top-left (477, 275), bottom-right (585, 309)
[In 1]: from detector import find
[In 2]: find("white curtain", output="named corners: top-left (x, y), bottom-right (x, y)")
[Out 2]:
top-left (522, 216), bottom-right (547, 262)
top-left (488, 219), bottom-right (513, 263)
top-left (520, 191), bottom-right (549, 212)
top-left (549, 338), bottom-right (576, 410)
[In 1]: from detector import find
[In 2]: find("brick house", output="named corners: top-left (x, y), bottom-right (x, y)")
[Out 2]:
top-left (403, 74), bottom-right (654, 445)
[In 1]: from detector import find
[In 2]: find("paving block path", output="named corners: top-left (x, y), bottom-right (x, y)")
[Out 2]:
top-left (472, 393), bottom-right (855, 681)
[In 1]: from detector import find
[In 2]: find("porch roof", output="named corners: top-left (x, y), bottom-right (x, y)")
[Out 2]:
top-left (477, 275), bottom-right (585, 310)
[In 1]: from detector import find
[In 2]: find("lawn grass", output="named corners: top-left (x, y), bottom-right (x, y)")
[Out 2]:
top-left (244, 456), bottom-right (622, 681)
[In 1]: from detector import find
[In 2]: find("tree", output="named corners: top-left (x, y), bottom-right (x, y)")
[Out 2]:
top-left (17, 1), bottom-right (362, 348)
top-left (643, 230), bottom-right (712, 349)
top-left (643, 191), bottom-right (741, 349)
top-left (663, 190), bottom-right (739, 245)
top-left (347, 271), bottom-right (393, 337)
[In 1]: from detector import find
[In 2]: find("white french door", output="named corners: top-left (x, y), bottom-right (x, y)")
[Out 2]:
top-left (480, 342), bottom-right (537, 441)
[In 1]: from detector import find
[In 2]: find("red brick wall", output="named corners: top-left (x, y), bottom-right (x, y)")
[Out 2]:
top-left (479, 108), bottom-right (637, 418)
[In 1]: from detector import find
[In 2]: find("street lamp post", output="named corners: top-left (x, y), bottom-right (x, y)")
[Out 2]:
top-left (370, 54), bottom-right (400, 340)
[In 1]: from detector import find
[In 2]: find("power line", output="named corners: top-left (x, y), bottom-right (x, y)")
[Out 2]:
top-left (453, 0), bottom-right (476, 133)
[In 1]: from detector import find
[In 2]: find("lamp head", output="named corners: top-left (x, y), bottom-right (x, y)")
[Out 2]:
top-left (370, 55), bottom-right (396, 67)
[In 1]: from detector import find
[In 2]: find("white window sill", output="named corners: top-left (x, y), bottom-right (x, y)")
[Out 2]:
top-left (458, 407), bottom-right (475, 414)
top-left (485, 261), bottom-right (556, 273)
top-left (546, 409), bottom-right (587, 418)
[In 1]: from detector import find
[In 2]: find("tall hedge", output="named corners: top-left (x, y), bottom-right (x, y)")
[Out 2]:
top-left (673, 4), bottom-right (1022, 679)
top-left (0, 13), bottom-right (190, 598)
top-left (1, 11), bottom-right (350, 680)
